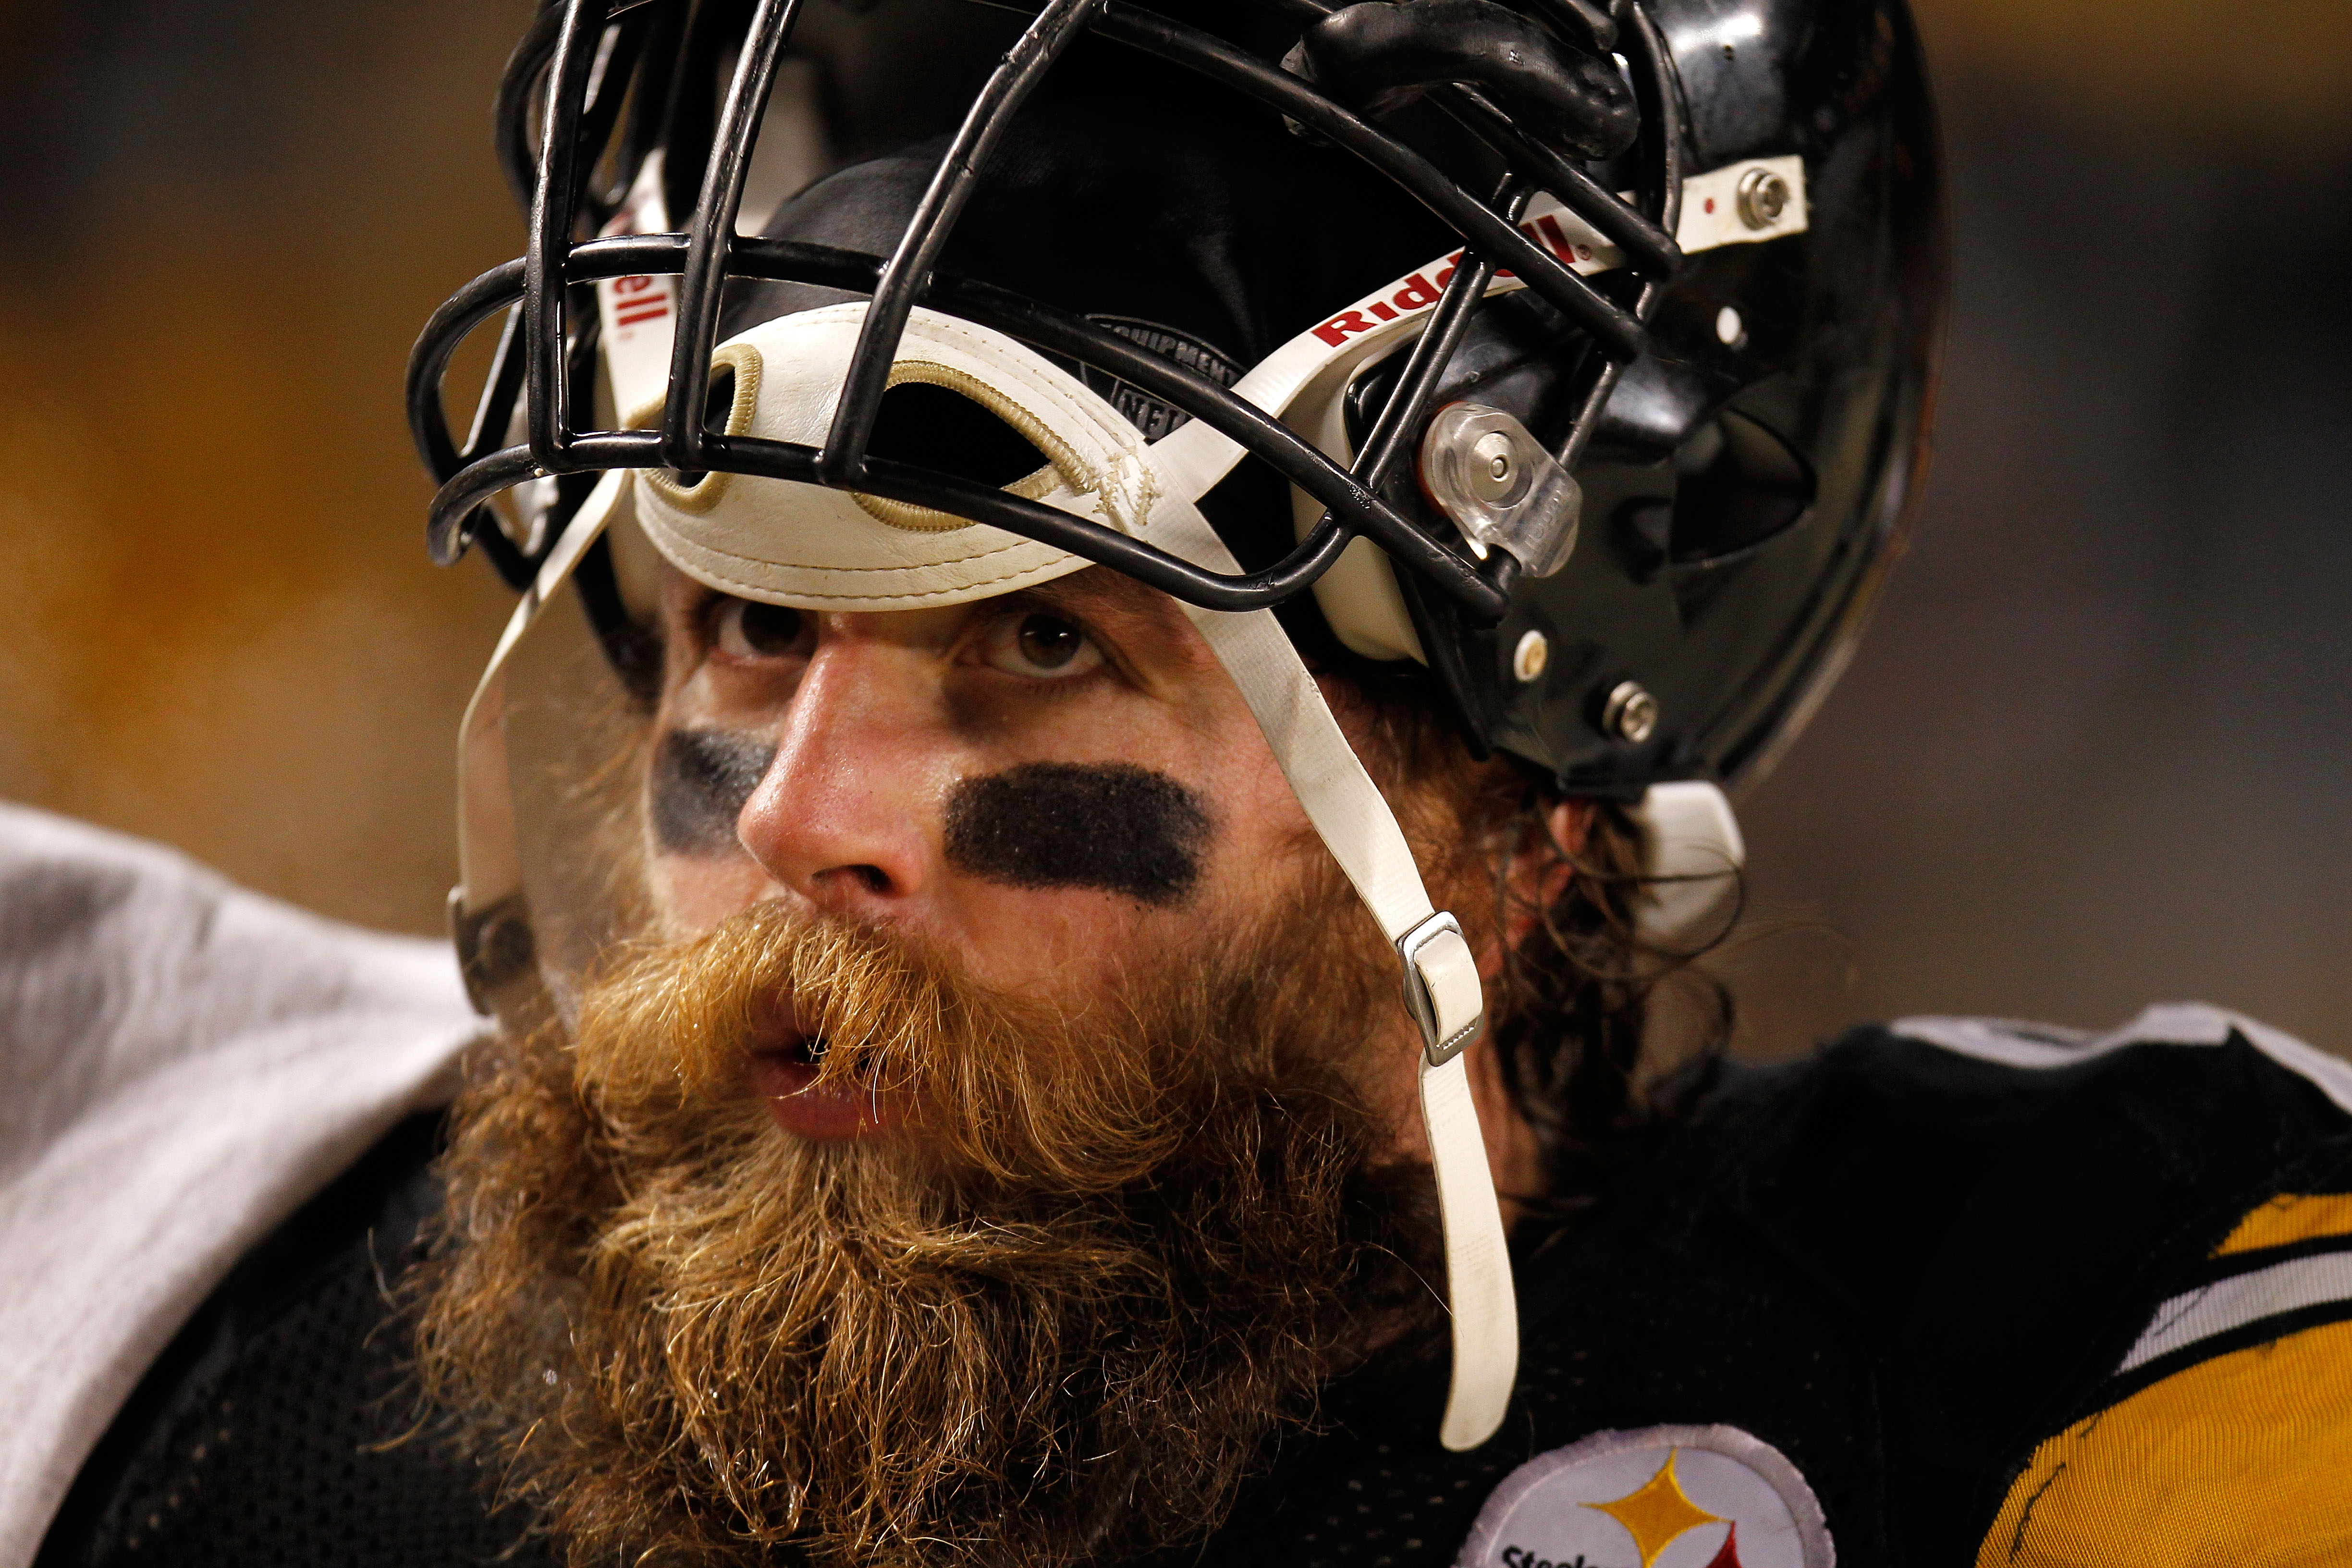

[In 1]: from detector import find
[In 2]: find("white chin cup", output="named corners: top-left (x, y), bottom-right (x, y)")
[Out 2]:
top-left (1631, 780), bottom-right (1745, 944)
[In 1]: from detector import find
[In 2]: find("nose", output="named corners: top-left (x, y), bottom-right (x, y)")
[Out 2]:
top-left (735, 631), bottom-right (938, 919)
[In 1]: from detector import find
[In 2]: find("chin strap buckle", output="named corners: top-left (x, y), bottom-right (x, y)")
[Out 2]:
top-left (1399, 911), bottom-right (1485, 1066)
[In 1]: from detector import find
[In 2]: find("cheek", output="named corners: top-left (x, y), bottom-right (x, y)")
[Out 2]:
top-left (926, 748), bottom-right (1317, 1001)
top-left (648, 854), bottom-right (775, 940)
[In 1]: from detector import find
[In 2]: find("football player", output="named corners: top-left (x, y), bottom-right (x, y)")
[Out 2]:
top-left (13, 0), bottom-right (2352, 1564)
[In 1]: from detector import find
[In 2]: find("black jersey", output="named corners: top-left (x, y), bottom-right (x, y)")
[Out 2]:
top-left (1184, 1006), bottom-right (2352, 1568)
top-left (41, 1007), bottom-right (2352, 1568)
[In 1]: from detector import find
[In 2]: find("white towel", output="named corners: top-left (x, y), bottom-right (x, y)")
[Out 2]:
top-left (0, 807), bottom-right (480, 1567)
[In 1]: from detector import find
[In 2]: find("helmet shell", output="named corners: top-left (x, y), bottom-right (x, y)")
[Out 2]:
top-left (1401, 0), bottom-right (1948, 796)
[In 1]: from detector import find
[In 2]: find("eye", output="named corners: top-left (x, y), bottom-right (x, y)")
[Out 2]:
top-left (712, 598), bottom-right (806, 661)
top-left (980, 611), bottom-right (1103, 681)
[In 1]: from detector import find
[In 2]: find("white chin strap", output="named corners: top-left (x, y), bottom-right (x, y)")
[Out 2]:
top-left (1145, 501), bottom-right (1512, 1453)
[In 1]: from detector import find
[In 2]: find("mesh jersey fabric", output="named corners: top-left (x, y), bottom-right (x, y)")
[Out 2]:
top-left (1980, 1317), bottom-right (2352, 1566)
top-left (34, 1114), bottom-right (551, 1568)
top-left (40, 1017), bottom-right (2352, 1568)
top-left (1165, 1019), bottom-right (2352, 1568)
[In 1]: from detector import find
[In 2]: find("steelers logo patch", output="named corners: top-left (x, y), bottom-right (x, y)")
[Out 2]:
top-left (1455, 1425), bottom-right (1832, 1568)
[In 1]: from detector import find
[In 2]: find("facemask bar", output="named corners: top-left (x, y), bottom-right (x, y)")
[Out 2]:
top-left (1548, 0), bottom-right (1681, 471)
top-left (407, 0), bottom-right (1683, 617)
top-left (1372, 0), bottom-right (1679, 737)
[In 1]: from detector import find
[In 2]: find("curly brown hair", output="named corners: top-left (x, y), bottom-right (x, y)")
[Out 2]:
top-left (1486, 790), bottom-right (1734, 1215)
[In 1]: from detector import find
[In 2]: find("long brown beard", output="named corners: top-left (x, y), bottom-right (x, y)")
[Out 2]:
top-left (416, 869), bottom-right (1443, 1568)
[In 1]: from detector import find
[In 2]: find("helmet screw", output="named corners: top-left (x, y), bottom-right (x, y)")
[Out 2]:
top-left (1512, 629), bottom-right (1549, 683)
top-left (1602, 680), bottom-right (1659, 744)
top-left (1737, 167), bottom-right (1789, 230)
top-left (1468, 430), bottom-right (1520, 503)
top-left (1715, 305), bottom-right (1745, 347)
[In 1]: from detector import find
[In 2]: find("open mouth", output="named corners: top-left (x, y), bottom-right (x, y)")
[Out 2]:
top-left (755, 1029), bottom-right (824, 1067)
top-left (746, 1024), bottom-right (823, 1094)
top-left (746, 1021), bottom-right (896, 1140)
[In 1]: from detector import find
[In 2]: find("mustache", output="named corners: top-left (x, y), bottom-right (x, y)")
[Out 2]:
top-left (571, 900), bottom-right (1247, 1191)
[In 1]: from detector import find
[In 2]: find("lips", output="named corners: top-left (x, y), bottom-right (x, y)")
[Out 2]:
top-left (746, 1017), bottom-right (900, 1140)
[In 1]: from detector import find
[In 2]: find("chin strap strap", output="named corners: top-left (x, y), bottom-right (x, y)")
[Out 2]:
top-left (1152, 501), bottom-right (1516, 1453)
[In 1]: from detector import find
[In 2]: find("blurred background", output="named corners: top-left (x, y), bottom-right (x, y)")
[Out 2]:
top-left (0, 0), bottom-right (2344, 1054)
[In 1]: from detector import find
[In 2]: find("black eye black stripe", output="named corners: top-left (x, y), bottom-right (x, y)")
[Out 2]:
top-left (649, 729), bottom-right (777, 856)
top-left (944, 762), bottom-right (1212, 905)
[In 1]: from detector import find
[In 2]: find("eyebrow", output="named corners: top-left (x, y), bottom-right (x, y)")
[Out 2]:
top-left (1019, 570), bottom-right (1187, 639)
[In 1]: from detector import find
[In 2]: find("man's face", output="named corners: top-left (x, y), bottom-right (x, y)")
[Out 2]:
top-left (423, 558), bottom-right (1473, 1568)
top-left (641, 558), bottom-right (1422, 1137)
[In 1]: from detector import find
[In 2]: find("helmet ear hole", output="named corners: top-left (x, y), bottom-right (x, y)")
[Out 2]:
top-left (1667, 408), bottom-right (1816, 565)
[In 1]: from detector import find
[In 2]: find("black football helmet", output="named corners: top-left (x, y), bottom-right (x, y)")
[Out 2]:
top-left (409, 0), bottom-right (1943, 801)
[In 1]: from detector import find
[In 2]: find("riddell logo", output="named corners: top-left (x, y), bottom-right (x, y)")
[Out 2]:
top-left (609, 272), bottom-right (671, 331)
top-left (1311, 210), bottom-right (1596, 347)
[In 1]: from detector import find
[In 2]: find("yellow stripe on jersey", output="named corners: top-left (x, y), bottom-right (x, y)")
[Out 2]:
top-left (1977, 1191), bottom-right (2352, 1568)
top-left (1977, 1318), bottom-right (2352, 1565)
top-left (2217, 1192), bottom-right (2352, 1254)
